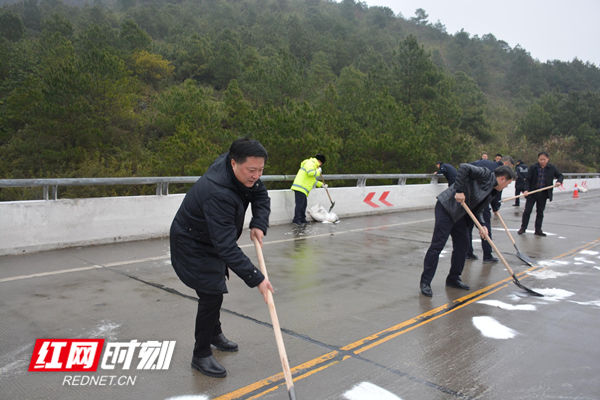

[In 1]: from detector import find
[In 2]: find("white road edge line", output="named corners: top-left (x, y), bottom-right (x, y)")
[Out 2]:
top-left (0, 218), bottom-right (433, 284)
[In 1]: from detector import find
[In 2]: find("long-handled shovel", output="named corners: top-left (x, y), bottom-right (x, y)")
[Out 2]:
top-left (494, 211), bottom-right (535, 266)
top-left (461, 202), bottom-right (543, 297)
top-left (323, 181), bottom-right (335, 212)
top-left (502, 184), bottom-right (555, 203)
top-left (252, 238), bottom-right (297, 400)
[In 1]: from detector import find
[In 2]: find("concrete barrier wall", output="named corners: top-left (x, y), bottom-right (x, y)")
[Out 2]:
top-left (1, 178), bottom-right (598, 255)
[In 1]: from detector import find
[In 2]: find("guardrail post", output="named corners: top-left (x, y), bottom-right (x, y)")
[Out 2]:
top-left (430, 176), bottom-right (439, 184)
top-left (357, 178), bottom-right (366, 187)
top-left (397, 177), bottom-right (407, 185)
top-left (52, 185), bottom-right (58, 200)
top-left (43, 185), bottom-right (49, 200)
top-left (156, 182), bottom-right (169, 195)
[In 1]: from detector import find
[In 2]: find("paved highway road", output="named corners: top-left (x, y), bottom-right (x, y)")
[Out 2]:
top-left (1, 191), bottom-right (599, 399)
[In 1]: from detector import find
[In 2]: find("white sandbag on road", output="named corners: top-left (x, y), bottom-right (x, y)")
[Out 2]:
top-left (308, 204), bottom-right (339, 223)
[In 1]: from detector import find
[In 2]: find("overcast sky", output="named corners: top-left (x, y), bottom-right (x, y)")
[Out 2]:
top-left (362, 0), bottom-right (600, 67)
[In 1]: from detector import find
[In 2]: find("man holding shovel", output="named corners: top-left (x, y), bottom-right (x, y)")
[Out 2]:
top-left (291, 153), bottom-right (327, 225)
top-left (518, 151), bottom-right (563, 236)
top-left (169, 138), bottom-right (274, 378)
top-left (420, 164), bottom-right (515, 297)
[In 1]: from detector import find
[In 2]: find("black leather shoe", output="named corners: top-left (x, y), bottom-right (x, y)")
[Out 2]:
top-left (517, 228), bottom-right (526, 235)
top-left (465, 253), bottom-right (478, 260)
top-left (483, 256), bottom-right (499, 263)
top-left (534, 231), bottom-right (547, 237)
top-left (191, 355), bottom-right (227, 378)
top-left (420, 282), bottom-right (432, 297)
top-left (446, 278), bottom-right (470, 290)
top-left (211, 333), bottom-right (238, 352)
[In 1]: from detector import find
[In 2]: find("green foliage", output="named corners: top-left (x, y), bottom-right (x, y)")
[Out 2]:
top-left (131, 50), bottom-right (174, 86)
top-left (1, 0), bottom-right (599, 197)
top-left (516, 91), bottom-right (600, 170)
top-left (0, 11), bottom-right (24, 42)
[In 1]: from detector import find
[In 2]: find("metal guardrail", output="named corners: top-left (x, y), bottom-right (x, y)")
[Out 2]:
top-left (0, 174), bottom-right (443, 200)
top-left (1, 173), bottom-right (598, 200)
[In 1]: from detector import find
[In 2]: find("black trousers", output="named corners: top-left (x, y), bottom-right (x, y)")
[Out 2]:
top-left (514, 185), bottom-right (524, 206)
top-left (467, 206), bottom-right (492, 258)
top-left (421, 202), bottom-right (468, 285)
top-left (293, 190), bottom-right (308, 224)
top-left (521, 192), bottom-right (548, 232)
top-left (193, 291), bottom-right (223, 358)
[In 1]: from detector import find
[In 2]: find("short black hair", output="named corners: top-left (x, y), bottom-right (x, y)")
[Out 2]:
top-left (229, 138), bottom-right (268, 163)
top-left (315, 154), bottom-right (326, 164)
top-left (495, 153), bottom-right (502, 157)
top-left (537, 151), bottom-right (549, 158)
top-left (494, 165), bottom-right (516, 180)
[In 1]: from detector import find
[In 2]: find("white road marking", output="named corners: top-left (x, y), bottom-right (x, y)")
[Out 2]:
top-left (532, 288), bottom-right (575, 301)
top-left (0, 219), bottom-right (433, 284)
top-left (574, 257), bottom-right (596, 264)
top-left (343, 382), bottom-right (403, 400)
top-left (477, 300), bottom-right (536, 311)
top-left (90, 320), bottom-right (120, 340)
top-left (526, 269), bottom-right (568, 279)
top-left (579, 250), bottom-right (599, 255)
top-left (571, 300), bottom-right (600, 308)
top-left (472, 316), bottom-right (518, 339)
top-left (0, 344), bottom-right (33, 380)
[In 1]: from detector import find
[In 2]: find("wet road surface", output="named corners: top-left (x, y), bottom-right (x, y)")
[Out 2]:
top-left (1, 191), bottom-right (600, 400)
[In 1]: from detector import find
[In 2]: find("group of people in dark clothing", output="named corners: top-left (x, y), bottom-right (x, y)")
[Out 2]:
top-left (424, 151), bottom-right (564, 297)
top-left (167, 137), bottom-right (565, 377)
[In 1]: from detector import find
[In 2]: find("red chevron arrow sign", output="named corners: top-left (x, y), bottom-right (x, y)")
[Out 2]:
top-left (363, 191), bottom-right (393, 208)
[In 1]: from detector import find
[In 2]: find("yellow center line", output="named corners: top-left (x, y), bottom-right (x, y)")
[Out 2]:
top-left (214, 238), bottom-right (600, 400)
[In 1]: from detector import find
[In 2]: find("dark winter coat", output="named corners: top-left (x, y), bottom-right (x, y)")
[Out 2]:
top-left (437, 163), bottom-right (457, 186)
top-left (515, 162), bottom-right (528, 190)
top-left (437, 163), bottom-right (499, 224)
top-left (170, 153), bottom-right (271, 294)
top-left (524, 162), bottom-right (563, 201)
top-left (470, 159), bottom-right (502, 212)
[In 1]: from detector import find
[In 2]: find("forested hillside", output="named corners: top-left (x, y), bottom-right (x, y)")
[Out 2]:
top-left (1, 0), bottom-right (599, 191)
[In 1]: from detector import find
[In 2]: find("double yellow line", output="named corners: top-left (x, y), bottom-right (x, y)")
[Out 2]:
top-left (214, 238), bottom-right (600, 400)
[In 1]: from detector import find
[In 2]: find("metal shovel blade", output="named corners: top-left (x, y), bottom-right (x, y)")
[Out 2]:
top-left (512, 274), bottom-right (544, 297)
top-left (328, 201), bottom-right (335, 212)
top-left (515, 248), bottom-right (535, 267)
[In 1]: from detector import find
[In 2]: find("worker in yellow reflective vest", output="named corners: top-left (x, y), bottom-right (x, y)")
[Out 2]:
top-left (291, 154), bottom-right (327, 225)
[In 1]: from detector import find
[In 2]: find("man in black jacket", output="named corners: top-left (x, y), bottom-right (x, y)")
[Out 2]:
top-left (513, 160), bottom-right (528, 206)
top-left (170, 138), bottom-right (274, 378)
top-left (465, 158), bottom-right (504, 262)
top-left (435, 161), bottom-right (457, 186)
top-left (518, 151), bottom-right (563, 236)
top-left (420, 164), bottom-right (515, 297)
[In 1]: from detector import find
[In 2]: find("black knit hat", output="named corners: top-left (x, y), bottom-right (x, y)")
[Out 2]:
top-left (315, 154), bottom-right (326, 164)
